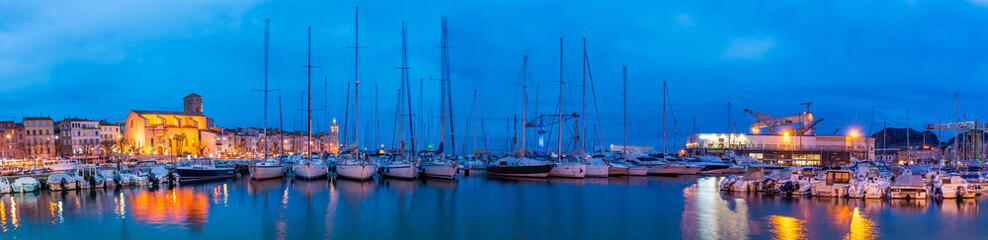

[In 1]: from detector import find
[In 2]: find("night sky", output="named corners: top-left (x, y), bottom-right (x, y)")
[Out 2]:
top-left (3, 0), bottom-right (988, 152)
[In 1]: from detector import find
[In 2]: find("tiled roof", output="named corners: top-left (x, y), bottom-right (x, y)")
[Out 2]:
top-left (184, 93), bottom-right (202, 99)
top-left (132, 110), bottom-right (204, 117)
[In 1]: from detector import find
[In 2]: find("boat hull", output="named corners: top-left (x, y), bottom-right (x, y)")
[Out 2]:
top-left (648, 165), bottom-right (686, 175)
top-left (486, 165), bottom-right (554, 178)
top-left (681, 166), bottom-right (703, 175)
top-left (337, 165), bottom-right (377, 180)
top-left (626, 167), bottom-right (648, 176)
top-left (586, 165), bottom-right (609, 178)
top-left (294, 164), bottom-right (329, 179)
top-left (421, 164), bottom-right (457, 179)
top-left (548, 164), bottom-right (587, 178)
top-left (176, 168), bottom-right (237, 181)
top-left (608, 166), bottom-right (629, 176)
top-left (381, 164), bottom-right (418, 179)
top-left (251, 166), bottom-right (285, 180)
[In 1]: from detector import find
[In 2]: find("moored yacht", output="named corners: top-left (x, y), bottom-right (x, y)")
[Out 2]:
top-left (486, 156), bottom-right (554, 178)
top-left (11, 177), bottom-right (40, 193)
top-left (380, 155), bottom-right (419, 179)
top-left (336, 155), bottom-right (378, 181)
top-left (585, 158), bottom-right (609, 178)
top-left (250, 159), bottom-right (285, 180)
top-left (420, 156), bottom-right (457, 179)
top-left (294, 158), bottom-right (329, 179)
top-left (175, 158), bottom-right (237, 181)
top-left (548, 160), bottom-right (587, 178)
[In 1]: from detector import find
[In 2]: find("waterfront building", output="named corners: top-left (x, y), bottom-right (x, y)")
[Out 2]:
top-left (0, 121), bottom-right (26, 159)
top-left (55, 118), bottom-right (101, 157)
top-left (609, 145), bottom-right (655, 154)
top-left (123, 93), bottom-right (219, 156)
top-left (99, 121), bottom-right (121, 153)
top-left (685, 133), bottom-right (874, 166)
top-left (22, 117), bottom-right (54, 158)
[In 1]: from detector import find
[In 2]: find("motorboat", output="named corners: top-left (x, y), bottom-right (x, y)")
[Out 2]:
top-left (811, 170), bottom-right (854, 197)
top-left (486, 156), bottom-right (554, 178)
top-left (43, 158), bottom-right (81, 172)
top-left (47, 173), bottom-right (77, 191)
top-left (120, 173), bottom-right (147, 186)
top-left (848, 173), bottom-right (889, 199)
top-left (100, 169), bottom-right (124, 187)
top-left (720, 167), bottom-right (766, 192)
top-left (293, 159), bottom-right (329, 179)
top-left (11, 177), bottom-right (40, 193)
top-left (778, 167), bottom-right (817, 195)
top-left (148, 166), bottom-right (177, 185)
top-left (931, 175), bottom-right (976, 199)
top-left (0, 178), bottom-right (10, 194)
top-left (890, 174), bottom-right (928, 200)
top-left (175, 158), bottom-right (237, 181)
top-left (250, 159), bottom-right (285, 180)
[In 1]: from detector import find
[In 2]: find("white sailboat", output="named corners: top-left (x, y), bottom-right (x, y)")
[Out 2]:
top-left (291, 25), bottom-right (328, 180)
top-left (380, 22), bottom-right (420, 180)
top-left (420, 17), bottom-right (458, 180)
top-left (251, 19), bottom-right (286, 181)
top-left (546, 38), bottom-right (587, 179)
top-left (336, 7), bottom-right (377, 181)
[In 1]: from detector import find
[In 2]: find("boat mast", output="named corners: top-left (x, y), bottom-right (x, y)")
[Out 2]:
top-left (440, 17), bottom-right (457, 156)
top-left (521, 56), bottom-right (528, 157)
top-left (350, 6), bottom-right (362, 154)
top-left (663, 81), bottom-right (667, 156)
top-left (622, 66), bottom-right (627, 158)
top-left (472, 90), bottom-right (478, 155)
top-left (581, 38), bottom-right (587, 155)
top-left (557, 37), bottom-right (564, 162)
top-left (303, 26), bottom-right (316, 159)
top-left (400, 22), bottom-right (416, 155)
top-left (262, 19), bottom-right (270, 162)
top-left (279, 94), bottom-right (283, 155)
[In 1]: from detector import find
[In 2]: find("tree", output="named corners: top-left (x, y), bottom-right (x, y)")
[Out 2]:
top-left (172, 133), bottom-right (188, 156)
top-left (100, 138), bottom-right (116, 155)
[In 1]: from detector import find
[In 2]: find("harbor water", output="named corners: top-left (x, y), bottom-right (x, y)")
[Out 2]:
top-left (1, 175), bottom-right (984, 239)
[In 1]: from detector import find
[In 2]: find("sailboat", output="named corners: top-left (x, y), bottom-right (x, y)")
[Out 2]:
top-left (380, 22), bottom-right (419, 180)
top-left (620, 66), bottom-right (648, 176)
top-left (486, 56), bottom-right (555, 178)
top-left (547, 38), bottom-right (586, 178)
top-left (419, 17), bottom-right (458, 179)
top-left (250, 19), bottom-right (286, 180)
top-left (293, 26), bottom-right (329, 179)
top-left (335, 7), bottom-right (378, 181)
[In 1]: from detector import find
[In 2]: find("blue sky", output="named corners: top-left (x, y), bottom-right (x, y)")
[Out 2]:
top-left (3, 0), bottom-right (988, 152)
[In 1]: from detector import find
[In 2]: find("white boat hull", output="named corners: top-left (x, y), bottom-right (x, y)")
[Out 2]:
top-left (421, 164), bottom-right (457, 179)
top-left (648, 165), bottom-right (686, 175)
top-left (681, 166), bottom-right (703, 175)
top-left (586, 165), bottom-right (609, 178)
top-left (381, 163), bottom-right (418, 179)
top-left (251, 166), bottom-right (285, 180)
top-left (626, 167), bottom-right (648, 176)
top-left (608, 166), bottom-right (629, 176)
top-left (549, 164), bottom-right (586, 178)
top-left (294, 164), bottom-right (329, 179)
top-left (337, 164), bottom-right (377, 180)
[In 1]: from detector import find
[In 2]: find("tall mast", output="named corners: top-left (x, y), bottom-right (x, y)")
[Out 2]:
top-left (350, 6), bottom-right (363, 152)
top-left (440, 17), bottom-right (457, 156)
top-left (472, 90), bottom-right (478, 154)
top-left (342, 82), bottom-right (350, 147)
top-left (400, 22), bottom-right (416, 155)
top-left (581, 38), bottom-right (587, 155)
top-left (557, 37), bottom-right (564, 162)
top-left (279, 94), bottom-right (283, 155)
top-left (375, 82), bottom-right (379, 150)
top-left (622, 66), bottom-right (627, 157)
top-left (262, 19), bottom-right (270, 161)
top-left (303, 26), bottom-right (316, 158)
top-left (521, 56), bottom-right (528, 156)
top-left (662, 81), bottom-right (667, 156)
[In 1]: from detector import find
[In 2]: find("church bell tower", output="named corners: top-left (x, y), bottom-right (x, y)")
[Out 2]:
top-left (184, 93), bottom-right (203, 114)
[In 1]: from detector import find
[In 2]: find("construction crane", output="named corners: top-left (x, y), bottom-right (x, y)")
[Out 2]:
top-left (744, 107), bottom-right (822, 135)
top-left (927, 121), bottom-right (988, 161)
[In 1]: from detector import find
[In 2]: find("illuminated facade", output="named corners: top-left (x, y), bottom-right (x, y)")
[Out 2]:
top-left (22, 117), bottom-right (54, 158)
top-left (55, 118), bottom-right (101, 156)
top-left (686, 133), bottom-right (874, 166)
top-left (0, 121), bottom-right (25, 159)
top-left (124, 93), bottom-right (218, 156)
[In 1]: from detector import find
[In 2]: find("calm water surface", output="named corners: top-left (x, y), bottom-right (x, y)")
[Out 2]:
top-left (1, 175), bottom-right (984, 239)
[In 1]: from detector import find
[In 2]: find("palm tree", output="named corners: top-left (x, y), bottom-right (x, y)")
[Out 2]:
top-left (172, 133), bottom-right (188, 156)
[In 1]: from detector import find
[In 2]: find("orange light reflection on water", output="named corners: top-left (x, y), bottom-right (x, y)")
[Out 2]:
top-left (768, 215), bottom-right (805, 240)
top-left (129, 188), bottom-right (209, 229)
top-left (845, 207), bottom-right (877, 240)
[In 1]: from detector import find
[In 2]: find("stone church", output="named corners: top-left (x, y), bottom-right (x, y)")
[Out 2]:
top-left (124, 93), bottom-right (219, 156)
